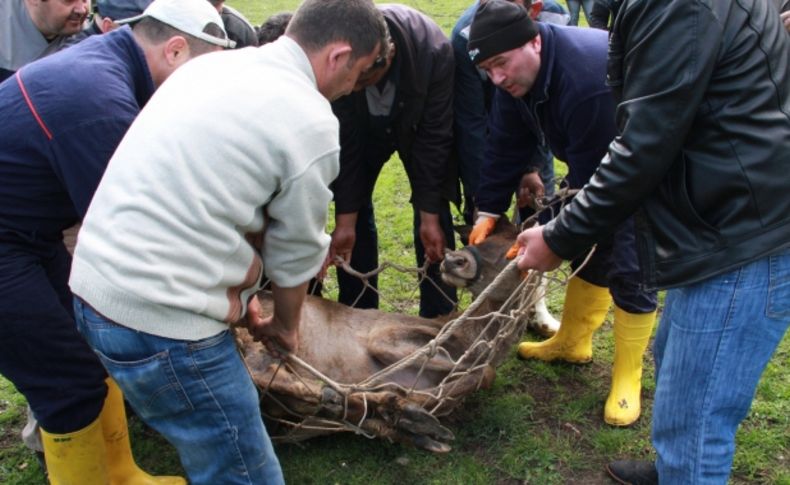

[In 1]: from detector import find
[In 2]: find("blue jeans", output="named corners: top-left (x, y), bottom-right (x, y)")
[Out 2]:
top-left (567, 0), bottom-right (594, 25)
top-left (651, 250), bottom-right (790, 484)
top-left (73, 299), bottom-right (284, 485)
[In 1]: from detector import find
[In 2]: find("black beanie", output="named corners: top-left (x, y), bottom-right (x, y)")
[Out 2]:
top-left (468, 0), bottom-right (539, 64)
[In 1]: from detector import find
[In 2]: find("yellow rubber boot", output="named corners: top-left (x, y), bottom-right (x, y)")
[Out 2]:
top-left (518, 277), bottom-right (612, 363)
top-left (41, 416), bottom-right (109, 485)
top-left (604, 307), bottom-right (656, 426)
top-left (101, 378), bottom-right (186, 485)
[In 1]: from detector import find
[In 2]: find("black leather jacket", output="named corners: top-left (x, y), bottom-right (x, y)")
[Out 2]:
top-left (331, 4), bottom-right (457, 215)
top-left (544, 0), bottom-right (790, 289)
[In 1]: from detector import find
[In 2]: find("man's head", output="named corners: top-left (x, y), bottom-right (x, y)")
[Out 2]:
top-left (257, 12), bottom-right (292, 45)
top-left (468, 0), bottom-right (542, 98)
top-left (122, 0), bottom-right (233, 87)
top-left (351, 33), bottom-right (395, 92)
top-left (286, 0), bottom-right (389, 101)
top-left (94, 0), bottom-right (152, 33)
top-left (24, 0), bottom-right (90, 38)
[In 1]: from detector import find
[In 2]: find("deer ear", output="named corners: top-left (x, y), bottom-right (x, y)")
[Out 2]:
top-left (455, 224), bottom-right (473, 246)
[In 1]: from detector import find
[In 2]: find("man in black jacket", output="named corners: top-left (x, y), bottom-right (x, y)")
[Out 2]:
top-left (329, 3), bottom-right (458, 318)
top-left (514, 0), bottom-right (790, 483)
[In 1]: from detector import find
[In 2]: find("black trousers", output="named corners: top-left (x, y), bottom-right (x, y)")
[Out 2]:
top-left (337, 199), bottom-right (458, 318)
top-left (0, 235), bottom-right (107, 433)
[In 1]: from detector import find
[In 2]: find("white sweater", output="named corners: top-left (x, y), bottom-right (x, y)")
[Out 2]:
top-left (70, 37), bottom-right (338, 340)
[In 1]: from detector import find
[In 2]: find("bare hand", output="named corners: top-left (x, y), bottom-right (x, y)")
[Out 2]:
top-left (517, 171), bottom-right (545, 209)
top-left (248, 314), bottom-right (298, 359)
top-left (515, 226), bottom-right (563, 272)
top-left (419, 211), bottom-right (446, 263)
top-left (329, 213), bottom-right (358, 266)
top-left (782, 11), bottom-right (790, 34)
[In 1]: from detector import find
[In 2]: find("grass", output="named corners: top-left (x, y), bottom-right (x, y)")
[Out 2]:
top-left (1, 1), bottom-right (788, 484)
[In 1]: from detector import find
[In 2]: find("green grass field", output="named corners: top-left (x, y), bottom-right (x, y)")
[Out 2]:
top-left (1, 1), bottom-right (788, 484)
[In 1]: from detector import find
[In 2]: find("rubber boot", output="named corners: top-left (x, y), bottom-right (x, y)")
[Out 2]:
top-left (518, 276), bottom-right (611, 363)
top-left (101, 378), bottom-right (186, 485)
top-left (41, 416), bottom-right (109, 485)
top-left (604, 307), bottom-right (656, 426)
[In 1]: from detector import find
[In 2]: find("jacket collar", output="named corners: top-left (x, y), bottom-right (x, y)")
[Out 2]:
top-left (526, 22), bottom-right (555, 106)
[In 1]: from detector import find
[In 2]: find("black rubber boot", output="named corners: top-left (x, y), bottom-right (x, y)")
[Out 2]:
top-left (606, 460), bottom-right (658, 485)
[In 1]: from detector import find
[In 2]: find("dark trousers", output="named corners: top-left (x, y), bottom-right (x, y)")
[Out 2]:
top-left (571, 217), bottom-right (657, 314)
top-left (337, 200), bottom-right (458, 318)
top-left (0, 236), bottom-right (107, 433)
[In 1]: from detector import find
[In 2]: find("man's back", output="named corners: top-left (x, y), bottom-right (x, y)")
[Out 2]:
top-left (0, 27), bottom-right (153, 235)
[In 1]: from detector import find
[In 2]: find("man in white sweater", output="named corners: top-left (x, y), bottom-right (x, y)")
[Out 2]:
top-left (69, 0), bottom-right (387, 483)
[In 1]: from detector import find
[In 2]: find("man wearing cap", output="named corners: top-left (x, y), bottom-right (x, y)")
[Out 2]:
top-left (68, 0), bottom-right (387, 482)
top-left (62, 0), bottom-right (154, 46)
top-left (451, 0), bottom-right (570, 338)
top-left (207, 0), bottom-right (258, 48)
top-left (466, 0), bottom-right (658, 428)
top-left (0, 0), bottom-right (232, 482)
top-left (329, 3), bottom-right (459, 319)
top-left (512, 0), bottom-right (789, 483)
top-left (0, 0), bottom-right (90, 82)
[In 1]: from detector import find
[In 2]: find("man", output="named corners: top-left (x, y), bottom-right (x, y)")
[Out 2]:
top-left (1, 0), bottom-right (90, 82)
top-left (511, 0), bottom-right (789, 483)
top-left (0, 0), bottom-right (231, 482)
top-left (452, 0), bottom-right (569, 336)
top-left (207, 0), bottom-right (258, 47)
top-left (467, 0), bottom-right (658, 427)
top-left (330, 3), bottom-right (458, 318)
top-left (64, 0), bottom-right (153, 45)
top-left (68, 0), bottom-right (387, 482)
top-left (258, 11), bottom-right (292, 45)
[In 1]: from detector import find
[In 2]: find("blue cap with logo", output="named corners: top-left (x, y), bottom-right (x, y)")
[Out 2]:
top-left (96, 0), bottom-right (154, 20)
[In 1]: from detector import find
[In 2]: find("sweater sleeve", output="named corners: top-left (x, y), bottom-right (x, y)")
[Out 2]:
top-left (263, 127), bottom-right (337, 287)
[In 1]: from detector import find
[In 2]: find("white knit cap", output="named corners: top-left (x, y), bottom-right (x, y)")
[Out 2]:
top-left (118, 0), bottom-right (236, 49)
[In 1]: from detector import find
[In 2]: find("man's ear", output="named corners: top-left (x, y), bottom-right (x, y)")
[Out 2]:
top-left (326, 43), bottom-right (353, 73)
top-left (162, 36), bottom-right (190, 66)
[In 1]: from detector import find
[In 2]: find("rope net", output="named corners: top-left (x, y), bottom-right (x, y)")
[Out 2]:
top-left (235, 187), bottom-right (586, 452)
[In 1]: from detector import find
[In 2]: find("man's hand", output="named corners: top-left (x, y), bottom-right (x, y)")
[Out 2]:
top-left (469, 215), bottom-right (496, 245)
top-left (329, 212), bottom-right (358, 265)
top-left (782, 11), bottom-right (790, 34)
top-left (245, 282), bottom-right (308, 358)
top-left (419, 211), bottom-right (446, 263)
top-left (517, 171), bottom-right (545, 209)
top-left (515, 225), bottom-right (563, 272)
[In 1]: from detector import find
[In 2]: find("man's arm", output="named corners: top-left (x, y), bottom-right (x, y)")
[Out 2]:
top-left (451, 26), bottom-right (488, 200)
top-left (246, 281), bottom-right (308, 356)
top-left (408, 39), bottom-right (455, 215)
top-left (53, 116), bottom-right (137, 218)
top-left (476, 89), bottom-right (541, 216)
top-left (538, 1), bottom-right (722, 261)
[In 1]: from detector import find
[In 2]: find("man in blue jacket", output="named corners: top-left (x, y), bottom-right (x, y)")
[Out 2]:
top-left (467, 0), bottom-right (658, 428)
top-left (451, 0), bottom-right (568, 229)
top-left (0, 0), bottom-right (231, 481)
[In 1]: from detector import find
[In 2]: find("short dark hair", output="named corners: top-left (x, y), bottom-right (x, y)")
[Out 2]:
top-left (257, 12), bottom-right (293, 45)
top-left (286, 0), bottom-right (387, 62)
top-left (133, 16), bottom-right (223, 56)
